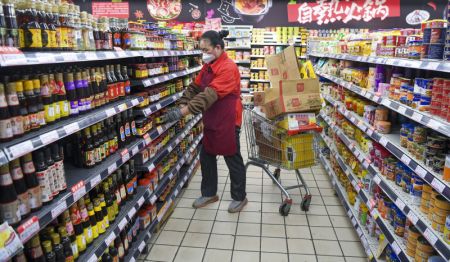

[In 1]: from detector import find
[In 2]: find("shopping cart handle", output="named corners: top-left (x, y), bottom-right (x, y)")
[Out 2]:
top-left (286, 124), bottom-right (323, 136)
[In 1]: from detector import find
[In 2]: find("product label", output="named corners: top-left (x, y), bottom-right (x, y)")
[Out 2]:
top-left (41, 29), bottom-right (49, 48)
top-left (125, 122), bottom-right (130, 137)
top-left (131, 121), bottom-right (136, 136)
top-left (119, 185), bottom-right (126, 201)
top-left (22, 115), bottom-right (30, 132)
top-left (70, 100), bottom-right (79, 115)
top-left (48, 30), bottom-right (57, 48)
top-left (29, 113), bottom-right (39, 130)
top-left (107, 84), bottom-right (115, 100)
top-left (44, 104), bottom-right (55, 123)
top-left (0, 118), bottom-right (13, 139)
top-left (38, 111), bottom-right (45, 126)
top-left (22, 161), bottom-right (35, 174)
top-left (53, 102), bottom-right (61, 120)
top-left (61, 101), bottom-right (70, 117)
top-left (55, 160), bottom-right (66, 190)
top-left (18, 28), bottom-right (24, 48)
top-left (118, 82), bottom-right (125, 97)
top-left (59, 28), bottom-right (68, 48)
top-left (120, 126), bottom-right (125, 142)
top-left (94, 147), bottom-right (102, 164)
top-left (126, 180), bottom-right (134, 195)
top-left (48, 166), bottom-right (57, 196)
top-left (11, 115), bottom-right (24, 136)
top-left (36, 169), bottom-right (53, 202)
top-left (85, 149), bottom-right (95, 167)
top-left (125, 80), bottom-right (130, 95)
top-left (27, 186), bottom-right (42, 209)
top-left (17, 192), bottom-right (30, 216)
top-left (6, 93), bottom-right (19, 106)
top-left (27, 28), bottom-right (43, 48)
top-left (0, 200), bottom-right (20, 224)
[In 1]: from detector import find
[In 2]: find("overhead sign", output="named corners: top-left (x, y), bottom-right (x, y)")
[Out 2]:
top-left (92, 2), bottom-right (129, 18)
top-left (287, 0), bottom-right (401, 25)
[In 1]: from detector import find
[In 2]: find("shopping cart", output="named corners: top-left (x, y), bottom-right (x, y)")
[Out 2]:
top-left (243, 109), bottom-right (322, 216)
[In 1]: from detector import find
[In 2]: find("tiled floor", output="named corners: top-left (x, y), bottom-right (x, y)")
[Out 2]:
top-left (139, 135), bottom-right (367, 262)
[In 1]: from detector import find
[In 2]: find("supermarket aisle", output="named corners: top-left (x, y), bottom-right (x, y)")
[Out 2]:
top-left (140, 134), bottom-right (368, 262)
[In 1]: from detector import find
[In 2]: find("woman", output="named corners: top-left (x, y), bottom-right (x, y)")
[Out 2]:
top-left (165, 30), bottom-right (247, 213)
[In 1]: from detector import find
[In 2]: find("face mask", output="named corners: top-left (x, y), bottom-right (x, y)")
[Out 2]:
top-left (202, 53), bottom-right (215, 64)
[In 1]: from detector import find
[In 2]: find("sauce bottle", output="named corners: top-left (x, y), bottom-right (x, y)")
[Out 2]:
top-left (99, 67), bottom-right (108, 105)
top-left (112, 172), bottom-right (121, 207)
top-left (86, 200), bottom-right (98, 240)
top-left (82, 127), bottom-right (95, 168)
top-left (15, 80), bottom-right (30, 134)
top-left (52, 3), bottom-right (61, 50)
top-left (0, 163), bottom-right (20, 225)
top-left (116, 113), bottom-right (125, 149)
top-left (115, 64), bottom-right (125, 99)
top-left (103, 182), bottom-right (115, 223)
top-left (44, 146), bottom-right (58, 197)
top-left (21, 153), bottom-right (42, 211)
top-left (36, 1), bottom-right (49, 50)
top-left (114, 237), bottom-right (124, 262)
top-left (19, 0), bottom-right (43, 50)
top-left (41, 74), bottom-right (55, 124)
top-left (91, 124), bottom-right (101, 165)
top-left (33, 149), bottom-right (52, 203)
top-left (5, 79), bottom-right (24, 138)
top-left (108, 178), bottom-right (118, 216)
top-left (0, 83), bottom-right (13, 141)
top-left (122, 164), bottom-right (133, 197)
top-left (58, 210), bottom-right (77, 260)
top-left (10, 158), bottom-right (30, 218)
top-left (99, 193), bottom-right (109, 229)
top-left (23, 80), bottom-right (38, 131)
top-left (32, 77), bottom-right (46, 128)
top-left (122, 66), bottom-right (130, 96)
top-left (64, 71), bottom-right (78, 116)
top-left (109, 64), bottom-right (118, 100)
top-left (55, 72), bottom-right (70, 119)
top-left (50, 233), bottom-right (65, 262)
top-left (70, 203), bottom-right (86, 253)
top-left (58, 4), bottom-right (70, 51)
top-left (26, 235), bottom-right (45, 262)
top-left (93, 198), bottom-right (106, 235)
top-left (42, 240), bottom-right (56, 262)
top-left (78, 197), bottom-right (93, 246)
top-left (109, 244), bottom-right (119, 262)
top-left (3, 0), bottom-right (19, 48)
top-left (102, 249), bottom-right (113, 262)
top-left (45, 2), bottom-right (57, 50)
top-left (48, 73), bottom-right (60, 122)
top-left (120, 228), bottom-right (129, 256)
top-left (84, 69), bottom-right (93, 111)
top-left (51, 143), bottom-right (66, 192)
top-left (58, 227), bottom-right (74, 262)
top-left (107, 117), bottom-right (118, 154)
top-left (116, 169), bottom-right (126, 203)
top-left (93, 18), bottom-right (101, 51)
top-left (123, 111), bottom-right (130, 143)
top-left (100, 121), bottom-right (109, 159)
top-left (74, 70), bottom-right (85, 114)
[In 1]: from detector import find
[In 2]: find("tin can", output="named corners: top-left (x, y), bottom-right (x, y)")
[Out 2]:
top-left (430, 28), bottom-right (446, 44)
top-left (427, 43), bottom-right (445, 59)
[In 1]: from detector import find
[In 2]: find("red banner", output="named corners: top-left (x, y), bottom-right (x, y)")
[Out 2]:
top-left (287, 0), bottom-right (400, 25)
top-left (92, 2), bottom-right (130, 18)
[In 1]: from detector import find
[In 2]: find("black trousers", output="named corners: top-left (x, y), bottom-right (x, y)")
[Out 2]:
top-left (200, 127), bottom-right (247, 201)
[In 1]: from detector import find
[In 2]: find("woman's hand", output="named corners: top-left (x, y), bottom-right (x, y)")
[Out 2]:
top-left (180, 105), bottom-right (190, 116)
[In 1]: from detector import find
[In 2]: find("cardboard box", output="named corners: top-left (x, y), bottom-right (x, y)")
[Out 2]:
top-left (263, 78), bottom-right (322, 119)
top-left (253, 91), bottom-right (265, 106)
top-left (265, 46), bottom-right (301, 88)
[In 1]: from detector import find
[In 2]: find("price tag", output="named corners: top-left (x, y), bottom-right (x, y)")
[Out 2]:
top-left (138, 196), bottom-right (145, 207)
top-left (128, 207), bottom-right (137, 219)
top-left (347, 209), bottom-right (352, 217)
top-left (431, 178), bottom-right (445, 193)
top-left (105, 232), bottom-right (115, 246)
top-left (411, 112), bottom-right (423, 123)
top-left (184, 175), bottom-right (188, 182)
top-left (118, 218), bottom-right (128, 231)
top-left (398, 106), bottom-right (407, 115)
top-left (427, 119), bottom-right (441, 131)
top-left (373, 176), bottom-right (381, 185)
top-left (51, 201), bottom-right (67, 219)
top-left (108, 162), bottom-right (117, 174)
top-left (356, 227), bottom-right (363, 237)
top-left (118, 103), bottom-right (127, 112)
top-left (138, 240), bottom-right (146, 252)
top-left (391, 241), bottom-right (401, 255)
top-left (168, 145), bottom-right (173, 152)
top-left (131, 99), bottom-right (139, 106)
top-left (63, 122), bottom-right (80, 135)
top-left (363, 160), bottom-right (370, 169)
top-left (351, 218), bottom-right (357, 226)
top-left (424, 228), bottom-right (438, 245)
top-left (168, 173), bottom-right (174, 180)
top-left (64, 53), bottom-right (77, 61)
top-left (355, 184), bottom-right (361, 192)
top-left (414, 165), bottom-right (427, 178)
top-left (407, 211), bottom-right (418, 225)
top-left (150, 195), bottom-right (157, 204)
top-left (90, 174), bottom-right (102, 188)
top-left (71, 181), bottom-right (86, 202)
top-left (157, 126), bottom-right (163, 134)
top-left (422, 61), bottom-right (440, 71)
top-left (400, 155), bottom-right (411, 166)
top-left (17, 216), bottom-right (40, 242)
top-left (122, 153), bottom-right (130, 163)
top-left (174, 189), bottom-right (179, 197)
top-left (8, 140), bottom-right (34, 159)
top-left (40, 130), bottom-right (59, 145)
top-left (395, 198), bottom-right (406, 210)
top-left (379, 137), bottom-right (388, 147)
top-left (143, 133), bottom-right (151, 145)
top-left (366, 128), bottom-right (373, 136)
top-left (87, 255), bottom-right (97, 262)
top-left (143, 79), bottom-right (151, 87)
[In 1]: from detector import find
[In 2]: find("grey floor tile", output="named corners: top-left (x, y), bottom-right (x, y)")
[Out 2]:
top-left (215, 210), bottom-right (239, 222)
top-left (155, 231), bottom-right (185, 246)
top-left (232, 251), bottom-right (260, 262)
top-left (334, 227), bottom-right (360, 241)
top-left (330, 216), bottom-right (353, 228)
top-left (286, 225), bottom-right (311, 239)
top-left (345, 256), bottom-right (368, 262)
top-left (339, 241), bottom-right (366, 257)
top-left (262, 224), bottom-right (286, 238)
top-left (181, 232), bottom-right (210, 248)
top-left (313, 239), bottom-right (343, 256)
top-left (261, 212), bottom-right (285, 225)
top-left (188, 220), bottom-right (214, 233)
top-left (287, 238), bottom-right (315, 254)
top-left (317, 256), bottom-right (345, 262)
top-left (212, 221), bottom-right (237, 235)
top-left (193, 209), bottom-right (218, 220)
top-left (238, 211), bottom-right (262, 223)
top-left (163, 218), bottom-right (191, 232)
top-left (203, 249), bottom-right (232, 262)
top-left (234, 235), bottom-right (260, 251)
top-left (148, 244), bottom-right (178, 262)
top-left (285, 214), bottom-right (308, 226)
top-left (326, 205), bottom-right (346, 216)
top-left (261, 252), bottom-right (288, 262)
top-left (236, 222), bottom-right (261, 236)
top-left (289, 254), bottom-right (318, 262)
top-left (173, 247), bottom-right (205, 262)
top-left (307, 215), bottom-right (332, 227)
top-left (261, 237), bottom-right (287, 253)
top-left (310, 227), bottom-right (337, 240)
top-left (207, 234), bottom-right (235, 250)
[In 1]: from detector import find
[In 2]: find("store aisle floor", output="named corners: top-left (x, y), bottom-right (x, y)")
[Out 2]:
top-left (139, 135), bottom-right (368, 262)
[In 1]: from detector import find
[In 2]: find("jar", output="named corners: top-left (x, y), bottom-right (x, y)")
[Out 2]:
top-left (411, 175), bottom-right (424, 205)
top-left (400, 124), bottom-right (410, 148)
top-left (394, 208), bottom-right (406, 237)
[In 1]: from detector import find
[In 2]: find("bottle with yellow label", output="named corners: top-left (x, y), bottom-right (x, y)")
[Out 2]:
top-left (17, 0), bottom-right (43, 50)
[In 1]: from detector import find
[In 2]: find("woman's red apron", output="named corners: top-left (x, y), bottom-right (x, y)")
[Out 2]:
top-left (199, 65), bottom-right (237, 156)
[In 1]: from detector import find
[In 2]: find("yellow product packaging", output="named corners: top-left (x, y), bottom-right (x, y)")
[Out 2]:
top-left (281, 132), bottom-right (315, 169)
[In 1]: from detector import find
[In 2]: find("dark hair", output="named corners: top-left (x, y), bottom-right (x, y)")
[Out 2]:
top-left (200, 30), bottom-right (229, 49)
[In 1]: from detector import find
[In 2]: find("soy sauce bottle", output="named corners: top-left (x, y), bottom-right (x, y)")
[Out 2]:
top-left (0, 163), bottom-right (20, 225)
top-left (21, 153), bottom-right (43, 211)
top-left (51, 233), bottom-right (65, 262)
top-left (10, 159), bottom-right (30, 219)
top-left (33, 150), bottom-right (53, 204)
top-left (0, 83), bottom-right (13, 141)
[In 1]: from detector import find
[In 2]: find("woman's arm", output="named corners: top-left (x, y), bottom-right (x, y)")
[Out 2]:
top-left (178, 82), bottom-right (201, 106)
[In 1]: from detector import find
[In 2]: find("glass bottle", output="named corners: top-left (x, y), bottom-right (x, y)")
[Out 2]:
top-left (23, 80), bottom-right (38, 131)
top-left (32, 77), bottom-right (46, 128)
top-left (102, 249), bottom-right (112, 262)
top-left (3, 0), bottom-right (19, 48)
top-left (5, 78), bottom-right (24, 138)
top-left (82, 127), bottom-right (95, 168)
top-left (45, 2), bottom-right (56, 50)
top-left (48, 73), bottom-right (60, 122)
top-left (21, 153), bottom-right (42, 211)
top-left (87, 13), bottom-right (95, 50)
top-left (44, 146), bottom-right (58, 197)
top-left (121, 19), bottom-right (130, 50)
top-left (121, 65), bottom-right (130, 96)
top-left (115, 64), bottom-right (125, 99)
top-left (89, 68), bottom-right (99, 109)
top-left (99, 67), bottom-right (108, 105)
top-left (99, 193), bottom-right (109, 229)
top-left (122, 164), bottom-right (133, 197)
top-left (42, 240), bottom-right (56, 262)
top-left (58, 3), bottom-right (70, 51)
top-left (0, 163), bottom-right (20, 225)
top-left (58, 227), bottom-right (74, 262)
top-left (0, 82), bottom-right (13, 141)
top-left (93, 198), bottom-right (106, 235)
top-left (86, 200), bottom-right (98, 240)
top-left (33, 149), bottom-right (52, 203)
top-left (72, 6), bottom-right (82, 51)
top-left (78, 197), bottom-right (93, 246)
top-left (91, 125), bottom-right (101, 165)
top-left (109, 244), bottom-right (119, 262)
top-left (100, 121), bottom-right (109, 159)
top-left (52, 3), bottom-right (61, 50)
top-left (40, 74), bottom-right (55, 124)
top-left (70, 203), bottom-right (86, 253)
top-left (114, 237), bottom-right (124, 262)
top-left (15, 80), bottom-right (30, 134)
top-left (120, 228), bottom-right (129, 256)
top-left (55, 72), bottom-right (70, 119)
top-left (19, 0), bottom-right (43, 50)
top-left (63, 71), bottom-right (78, 116)
top-left (26, 235), bottom-right (45, 262)
top-left (93, 18), bottom-right (101, 50)
top-left (123, 111), bottom-right (130, 143)
top-left (10, 158), bottom-right (30, 218)
top-left (116, 169), bottom-right (126, 203)
top-left (83, 69), bottom-right (93, 111)
top-left (74, 70), bottom-right (85, 114)
top-left (35, 0), bottom-right (49, 50)
top-left (116, 113), bottom-right (125, 149)
top-left (51, 143), bottom-right (66, 192)
top-left (51, 233), bottom-right (65, 262)
top-left (112, 172), bottom-right (121, 207)
top-left (103, 182), bottom-right (115, 223)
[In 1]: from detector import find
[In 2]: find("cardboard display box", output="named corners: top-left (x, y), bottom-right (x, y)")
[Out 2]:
top-left (253, 91), bottom-right (265, 106)
top-left (263, 78), bottom-right (321, 119)
top-left (265, 45), bottom-right (301, 88)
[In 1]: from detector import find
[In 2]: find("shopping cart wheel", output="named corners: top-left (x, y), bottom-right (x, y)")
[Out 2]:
top-left (279, 199), bottom-right (292, 216)
top-left (272, 168), bottom-right (281, 184)
top-left (301, 195), bottom-right (312, 211)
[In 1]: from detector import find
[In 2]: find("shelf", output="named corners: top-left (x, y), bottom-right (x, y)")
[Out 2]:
top-left (234, 60), bottom-right (251, 64)
top-left (322, 94), bottom-right (450, 202)
top-left (250, 67), bottom-right (267, 70)
top-left (136, 115), bottom-right (202, 172)
top-left (250, 79), bottom-right (270, 83)
top-left (0, 96), bottom-right (143, 165)
top-left (225, 47), bottom-right (252, 50)
top-left (134, 92), bottom-right (183, 118)
top-left (125, 153), bottom-right (200, 262)
top-left (15, 137), bottom-right (147, 244)
top-left (310, 52), bottom-right (450, 73)
top-left (318, 131), bottom-right (412, 261)
top-left (79, 134), bottom-right (202, 262)
top-left (251, 43), bottom-right (289, 46)
top-left (131, 66), bottom-right (202, 88)
top-left (319, 154), bottom-right (378, 262)
top-left (224, 36), bottom-right (251, 40)
top-left (317, 71), bottom-right (450, 136)
top-left (0, 50), bottom-right (202, 67)
top-left (250, 55), bottom-right (265, 58)
top-left (241, 88), bottom-right (254, 93)
top-left (240, 75), bottom-right (251, 79)
top-left (320, 112), bottom-right (450, 261)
